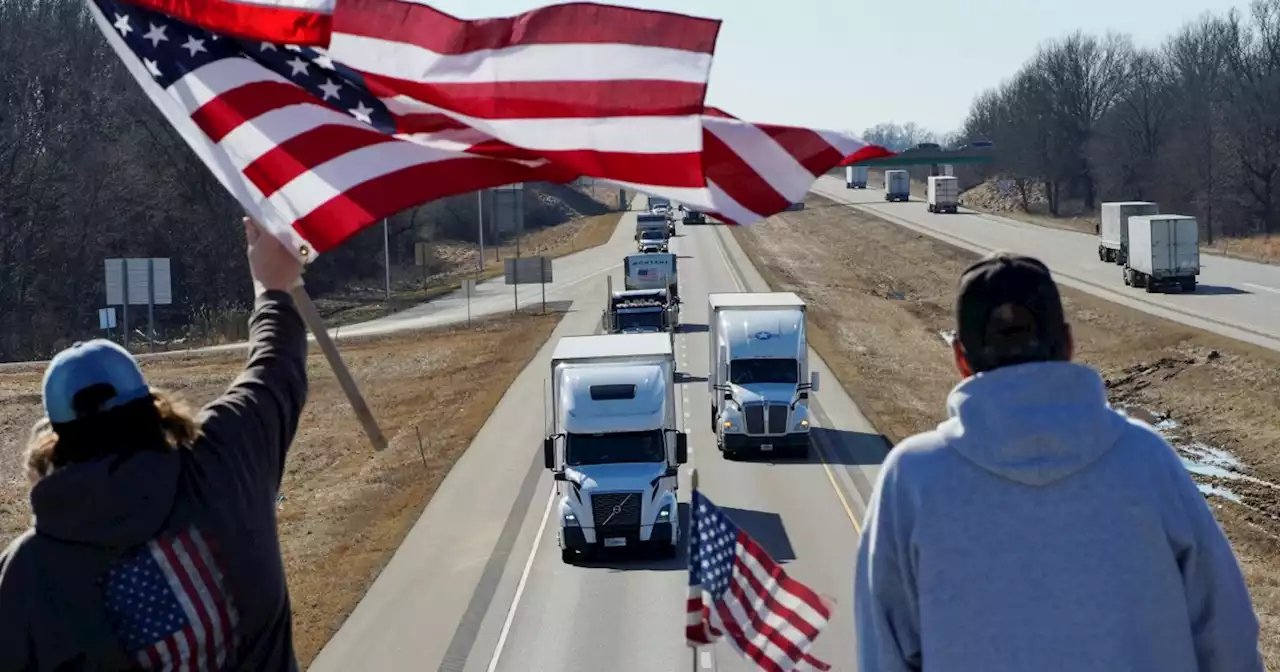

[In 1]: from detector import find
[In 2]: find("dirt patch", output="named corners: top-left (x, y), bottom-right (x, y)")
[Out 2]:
top-left (316, 212), bottom-right (621, 326)
top-left (0, 310), bottom-right (562, 667)
top-left (733, 193), bottom-right (1280, 666)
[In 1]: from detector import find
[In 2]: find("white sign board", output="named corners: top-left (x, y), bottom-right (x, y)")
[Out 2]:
top-left (504, 257), bottom-right (553, 285)
top-left (105, 258), bottom-right (173, 305)
top-left (98, 307), bottom-right (117, 330)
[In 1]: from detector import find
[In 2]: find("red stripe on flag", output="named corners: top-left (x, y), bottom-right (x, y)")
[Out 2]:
top-left (120, 0), bottom-right (331, 45)
top-left (756, 124), bottom-right (846, 178)
top-left (713, 600), bottom-right (787, 672)
top-left (333, 0), bottom-right (722, 54)
top-left (363, 73), bottom-right (709, 120)
top-left (190, 81), bottom-right (318, 142)
top-left (702, 128), bottom-right (791, 219)
top-left (838, 144), bottom-right (897, 166)
top-left (243, 124), bottom-right (399, 198)
top-left (739, 536), bottom-right (832, 620)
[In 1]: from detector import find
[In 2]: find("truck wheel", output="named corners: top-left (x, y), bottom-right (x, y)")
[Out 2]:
top-left (561, 548), bottom-right (575, 564)
top-left (1144, 277), bottom-right (1157, 293)
top-left (1182, 278), bottom-right (1197, 292)
top-left (657, 542), bottom-right (678, 560)
top-left (927, 204), bottom-right (934, 213)
top-left (1123, 268), bottom-right (1131, 286)
top-left (710, 403), bottom-right (717, 432)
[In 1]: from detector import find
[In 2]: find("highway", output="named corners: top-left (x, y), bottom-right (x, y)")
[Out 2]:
top-left (310, 199), bottom-right (888, 671)
top-left (811, 175), bottom-right (1280, 352)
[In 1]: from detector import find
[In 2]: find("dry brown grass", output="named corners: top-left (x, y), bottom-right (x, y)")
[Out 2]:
top-left (0, 310), bottom-right (562, 667)
top-left (316, 212), bottom-right (621, 326)
top-left (733, 193), bottom-right (1280, 666)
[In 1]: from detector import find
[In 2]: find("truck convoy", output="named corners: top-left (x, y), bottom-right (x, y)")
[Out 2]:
top-left (543, 333), bottom-right (688, 563)
top-left (926, 175), bottom-right (959, 214)
top-left (1122, 215), bottom-right (1200, 293)
top-left (884, 169), bottom-right (910, 202)
top-left (1098, 201), bottom-right (1159, 264)
top-left (602, 253), bottom-right (681, 335)
top-left (845, 165), bottom-right (869, 189)
top-left (707, 292), bottom-right (819, 459)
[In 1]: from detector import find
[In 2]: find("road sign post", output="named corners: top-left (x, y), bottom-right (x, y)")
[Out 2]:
top-left (106, 257), bottom-right (171, 351)
top-left (504, 256), bottom-right (553, 314)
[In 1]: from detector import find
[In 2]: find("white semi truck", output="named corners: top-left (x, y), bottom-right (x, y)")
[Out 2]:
top-left (845, 165), bottom-right (869, 189)
top-left (884, 170), bottom-right (910, 202)
top-left (707, 292), bottom-right (819, 459)
top-left (543, 334), bottom-right (687, 563)
top-left (1123, 215), bottom-right (1200, 293)
top-left (927, 175), bottom-right (959, 213)
top-left (1098, 201), bottom-right (1158, 264)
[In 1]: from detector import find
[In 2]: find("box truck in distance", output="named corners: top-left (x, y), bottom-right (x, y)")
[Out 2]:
top-left (708, 292), bottom-right (819, 459)
top-left (927, 175), bottom-right (959, 213)
top-left (846, 165), bottom-right (869, 189)
top-left (1098, 201), bottom-right (1158, 264)
top-left (884, 170), bottom-right (910, 202)
top-left (1123, 215), bottom-right (1199, 293)
top-left (543, 333), bottom-right (687, 563)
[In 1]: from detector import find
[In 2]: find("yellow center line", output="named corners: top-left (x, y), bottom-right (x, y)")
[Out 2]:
top-left (710, 227), bottom-right (862, 535)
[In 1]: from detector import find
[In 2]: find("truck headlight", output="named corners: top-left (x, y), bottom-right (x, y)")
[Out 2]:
top-left (563, 511), bottom-right (580, 526)
top-left (657, 504), bottom-right (672, 521)
top-left (791, 405), bottom-right (811, 430)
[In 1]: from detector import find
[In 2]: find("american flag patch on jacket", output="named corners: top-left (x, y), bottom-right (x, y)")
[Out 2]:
top-left (100, 525), bottom-right (241, 670)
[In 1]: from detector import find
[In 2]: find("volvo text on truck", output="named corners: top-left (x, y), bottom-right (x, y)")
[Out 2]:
top-left (845, 165), bottom-right (869, 189)
top-left (927, 175), bottom-right (959, 213)
top-left (1098, 201), bottom-right (1158, 264)
top-left (884, 169), bottom-right (910, 202)
top-left (543, 334), bottom-right (687, 563)
top-left (1123, 215), bottom-right (1200, 293)
top-left (707, 292), bottom-right (819, 459)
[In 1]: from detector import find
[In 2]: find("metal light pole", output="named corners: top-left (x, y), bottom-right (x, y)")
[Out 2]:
top-left (478, 189), bottom-right (486, 271)
top-left (383, 218), bottom-right (391, 301)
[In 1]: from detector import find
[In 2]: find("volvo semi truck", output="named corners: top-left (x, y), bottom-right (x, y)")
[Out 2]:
top-left (543, 334), bottom-right (687, 563)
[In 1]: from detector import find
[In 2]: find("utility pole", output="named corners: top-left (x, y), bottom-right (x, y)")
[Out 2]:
top-left (383, 218), bottom-right (391, 301)
top-left (477, 190), bottom-right (486, 271)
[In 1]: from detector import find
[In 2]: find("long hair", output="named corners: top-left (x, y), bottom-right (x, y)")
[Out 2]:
top-left (25, 388), bottom-right (200, 483)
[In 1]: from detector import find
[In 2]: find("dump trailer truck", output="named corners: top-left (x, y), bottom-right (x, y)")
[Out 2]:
top-left (846, 165), bottom-right (869, 189)
top-left (1098, 201), bottom-right (1159, 264)
top-left (884, 170), bottom-right (910, 202)
top-left (1123, 215), bottom-right (1200, 293)
top-left (543, 333), bottom-right (687, 563)
top-left (708, 292), bottom-right (819, 459)
top-left (927, 175), bottom-right (959, 213)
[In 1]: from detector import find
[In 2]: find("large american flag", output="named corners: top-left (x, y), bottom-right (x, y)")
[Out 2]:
top-left (99, 525), bottom-right (241, 670)
top-left (88, 0), bottom-right (892, 259)
top-left (687, 489), bottom-right (834, 671)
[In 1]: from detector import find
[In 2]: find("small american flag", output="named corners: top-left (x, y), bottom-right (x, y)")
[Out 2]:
top-left (100, 525), bottom-right (240, 670)
top-left (687, 489), bottom-right (834, 672)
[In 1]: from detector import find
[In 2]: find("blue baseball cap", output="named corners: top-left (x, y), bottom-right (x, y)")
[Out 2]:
top-left (42, 339), bottom-right (151, 424)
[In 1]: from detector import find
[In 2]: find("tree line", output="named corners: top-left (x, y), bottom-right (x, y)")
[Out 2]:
top-left (951, 0), bottom-right (1280, 242)
top-left (0, 0), bottom-right (598, 363)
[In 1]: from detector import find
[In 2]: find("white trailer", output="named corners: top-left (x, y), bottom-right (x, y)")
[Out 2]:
top-left (543, 333), bottom-right (687, 563)
top-left (708, 292), bottom-right (819, 459)
top-left (1123, 215), bottom-right (1200, 293)
top-left (845, 165), bottom-right (869, 189)
top-left (1098, 201), bottom-right (1158, 264)
top-left (927, 176), bottom-right (959, 214)
top-left (884, 170), bottom-right (910, 202)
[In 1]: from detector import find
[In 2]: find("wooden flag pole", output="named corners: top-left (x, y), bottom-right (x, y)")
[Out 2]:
top-left (291, 283), bottom-right (389, 451)
top-left (689, 466), bottom-right (700, 672)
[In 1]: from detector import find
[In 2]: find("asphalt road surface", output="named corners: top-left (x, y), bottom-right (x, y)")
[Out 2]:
top-left (811, 176), bottom-right (1280, 352)
top-left (310, 199), bottom-right (887, 671)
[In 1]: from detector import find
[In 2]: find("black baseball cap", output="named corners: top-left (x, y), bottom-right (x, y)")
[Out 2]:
top-left (955, 251), bottom-right (1069, 373)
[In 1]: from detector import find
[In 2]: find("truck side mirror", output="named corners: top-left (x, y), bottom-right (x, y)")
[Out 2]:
top-left (810, 371), bottom-right (821, 393)
top-left (543, 437), bottom-right (555, 470)
top-left (675, 433), bottom-right (688, 464)
top-left (723, 391), bottom-right (733, 401)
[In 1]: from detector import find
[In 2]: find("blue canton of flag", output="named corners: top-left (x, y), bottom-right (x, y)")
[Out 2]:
top-left (100, 525), bottom-right (240, 671)
top-left (686, 489), bottom-right (833, 671)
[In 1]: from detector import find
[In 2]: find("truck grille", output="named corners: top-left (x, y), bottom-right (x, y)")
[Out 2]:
top-left (590, 492), bottom-right (642, 528)
top-left (743, 403), bottom-right (790, 435)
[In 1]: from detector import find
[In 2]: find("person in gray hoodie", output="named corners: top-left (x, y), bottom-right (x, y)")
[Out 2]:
top-left (0, 217), bottom-right (307, 671)
top-left (854, 251), bottom-right (1262, 672)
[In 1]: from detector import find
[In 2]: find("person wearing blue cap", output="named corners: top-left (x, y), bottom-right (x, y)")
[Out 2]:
top-left (0, 218), bottom-right (309, 671)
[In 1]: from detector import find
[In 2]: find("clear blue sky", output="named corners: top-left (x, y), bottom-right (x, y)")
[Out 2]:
top-left (430, 0), bottom-right (1251, 135)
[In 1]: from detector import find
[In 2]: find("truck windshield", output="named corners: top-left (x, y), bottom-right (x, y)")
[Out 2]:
top-left (649, 198), bottom-right (669, 209)
top-left (640, 231), bottom-right (664, 241)
top-left (730, 358), bottom-right (799, 384)
top-left (566, 430), bottom-right (665, 466)
top-left (616, 311), bottom-right (665, 332)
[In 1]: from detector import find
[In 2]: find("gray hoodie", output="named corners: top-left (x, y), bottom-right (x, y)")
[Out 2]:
top-left (0, 291), bottom-right (307, 671)
top-left (854, 360), bottom-right (1262, 672)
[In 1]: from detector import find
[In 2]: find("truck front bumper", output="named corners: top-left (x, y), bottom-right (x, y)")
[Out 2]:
top-left (723, 432), bottom-right (811, 456)
top-left (561, 522), bottom-right (676, 554)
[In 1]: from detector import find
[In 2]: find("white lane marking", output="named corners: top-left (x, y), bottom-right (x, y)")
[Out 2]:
top-left (1243, 282), bottom-right (1280, 295)
top-left (700, 650), bottom-right (713, 669)
top-left (486, 487), bottom-right (557, 672)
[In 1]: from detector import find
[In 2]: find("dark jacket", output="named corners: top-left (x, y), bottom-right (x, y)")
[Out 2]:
top-left (0, 291), bottom-right (308, 671)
